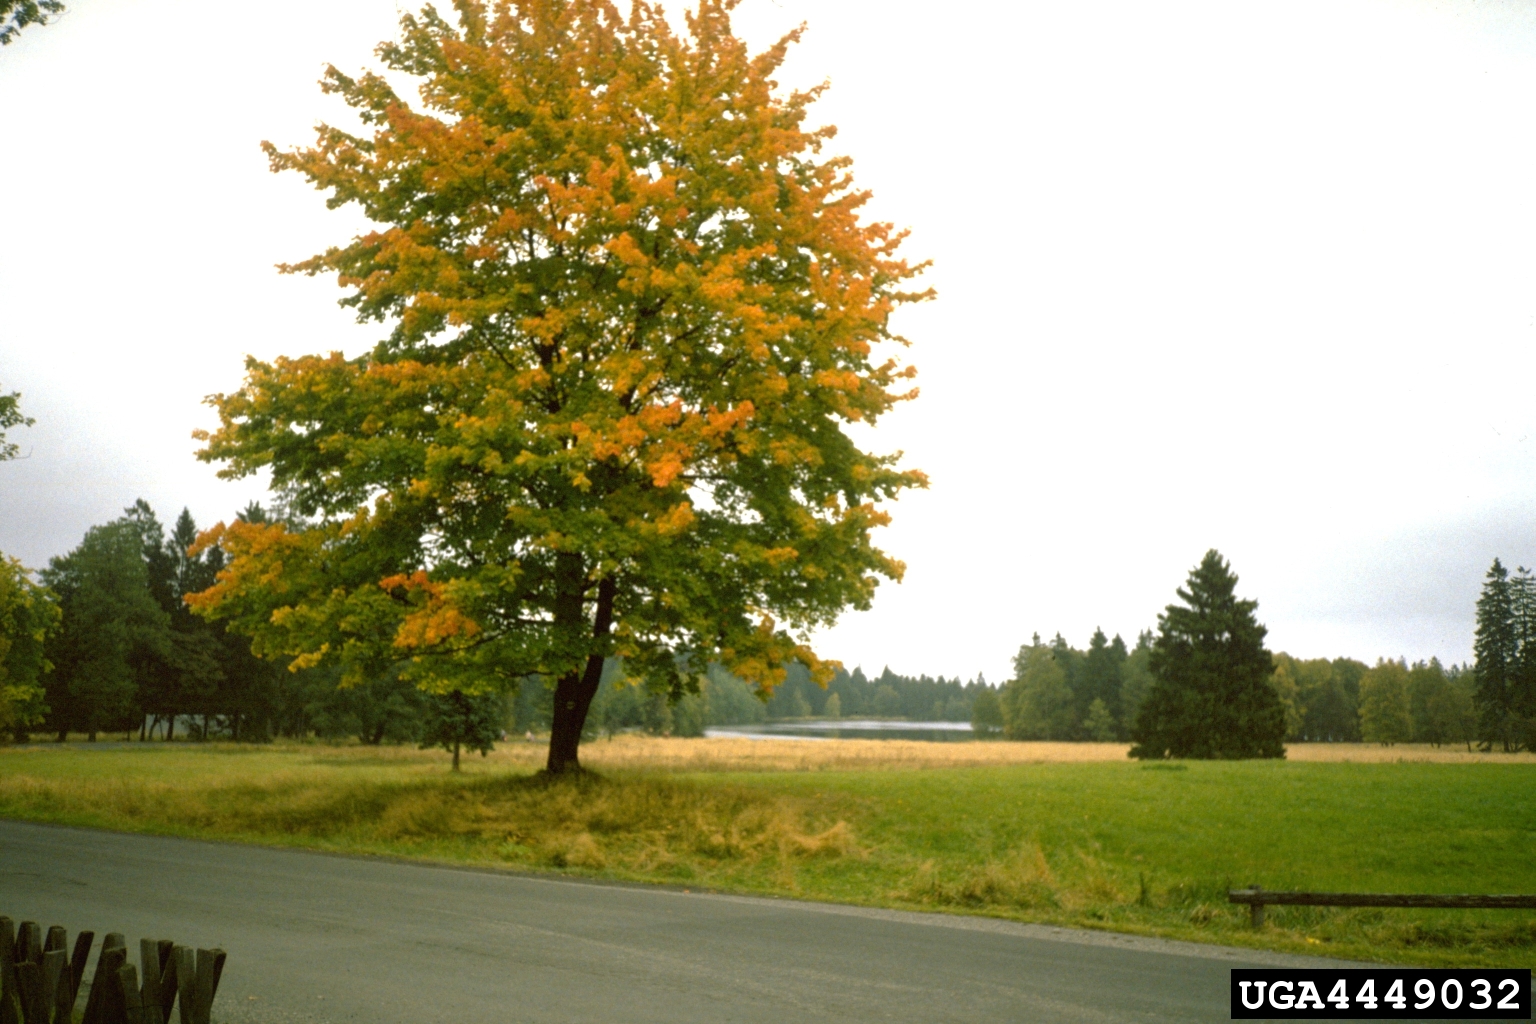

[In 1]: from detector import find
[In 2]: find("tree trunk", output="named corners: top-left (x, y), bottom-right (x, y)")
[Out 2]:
top-left (545, 571), bottom-right (617, 774)
top-left (166, 716), bottom-right (175, 741)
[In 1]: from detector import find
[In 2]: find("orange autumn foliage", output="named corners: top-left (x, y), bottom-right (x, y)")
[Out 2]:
top-left (189, 0), bottom-right (928, 767)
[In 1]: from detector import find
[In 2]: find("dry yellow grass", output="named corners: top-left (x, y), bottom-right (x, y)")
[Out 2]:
top-left (16, 735), bottom-right (1533, 772)
top-left (573, 736), bottom-right (1138, 771)
top-left (515, 736), bottom-right (1536, 770)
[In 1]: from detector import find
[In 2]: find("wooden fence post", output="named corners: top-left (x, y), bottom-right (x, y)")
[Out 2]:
top-left (39, 949), bottom-right (64, 1023)
top-left (83, 935), bottom-right (126, 1024)
top-left (0, 921), bottom-right (223, 1024)
top-left (192, 951), bottom-right (214, 1024)
top-left (1, 917), bottom-right (17, 1024)
top-left (68, 932), bottom-right (94, 1015)
top-left (51, 958), bottom-right (73, 1024)
top-left (1247, 885), bottom-right (1264, 927)
top-left (173, 947), bottom-right (195, 1024)
top-left (12, 963), bottom-right (43, 1024)
top-left (153, 942), bottom-right (176, 1024)
top-left (16, 925), bottom-right (39, 968)
top-left (118, 963), bottom-right (145, 1024)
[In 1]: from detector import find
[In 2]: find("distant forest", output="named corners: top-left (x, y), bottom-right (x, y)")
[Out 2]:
top-left (519, 661), bottom-right (991, 739)
top-left (985, 629), bottom-right (1475, 747)
top-left (0, 499), bottom-right (1513, 750)
top-left (0, 499), bottom-right (991, 744)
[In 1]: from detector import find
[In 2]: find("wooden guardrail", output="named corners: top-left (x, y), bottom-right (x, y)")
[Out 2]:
top-left (1228, 887), bottom-right (1536, 927)
top-left (0, 916), bottom-right (225, 1024)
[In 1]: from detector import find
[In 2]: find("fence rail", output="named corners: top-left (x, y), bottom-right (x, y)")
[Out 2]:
top-left (1, 915), bottom-right (225, 1024)
top-left (1228, 887), bottom-right (1536, 927)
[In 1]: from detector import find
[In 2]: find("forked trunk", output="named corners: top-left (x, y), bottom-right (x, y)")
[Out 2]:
top-left (545, 573), bottom-right (617, 774)
top-left (546, 656), bottom-right (605, 773)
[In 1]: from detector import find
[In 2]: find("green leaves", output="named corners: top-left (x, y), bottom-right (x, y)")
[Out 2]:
top-left (0, 385), bottom-right (33, 462)
top-left (196, 1), bottom-right (926, 760)
top-left (0, 0), bottom-right (64, 47)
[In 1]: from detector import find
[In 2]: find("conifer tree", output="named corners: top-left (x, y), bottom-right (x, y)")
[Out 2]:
top-left (1511, 566), bottom-right (1536, 748)
top-left (1473, 558), bottom-right (1517, 750)
top-left (1129, 550), bottom-right (1284, 759)
top-left (1078, 627), bottom-right (1123, 734)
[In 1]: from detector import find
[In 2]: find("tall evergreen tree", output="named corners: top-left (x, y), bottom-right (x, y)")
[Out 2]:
top-left (1130, 550), bottom-right (1285, 760)
top-left (1473, 558), bottom-right (1517, 750)
top-left (1511, 566), bottom-right (1536, 747)
top-left (1078, 627), bottom-right (1124, 734)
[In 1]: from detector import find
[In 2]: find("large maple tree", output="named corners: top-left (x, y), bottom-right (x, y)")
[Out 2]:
top-left (190, 0), bottom-right (929, 772)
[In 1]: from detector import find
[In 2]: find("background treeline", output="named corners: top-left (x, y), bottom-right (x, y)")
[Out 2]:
top-left (1, 500), bottom-right (991, 745)
top-left (0, 501), bottom-right (1522, 753)
top-left (35, 501), bottom-right (284, 740)
top-left (512, 662), bottom-right (989, 738)
top-left (987, 629), bottom-right (1480, 747)
top-left (0, 500), bottom-right (502, 747)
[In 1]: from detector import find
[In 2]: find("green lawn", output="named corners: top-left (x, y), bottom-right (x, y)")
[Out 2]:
top-left (0, 742), bottom-right (1531, 967)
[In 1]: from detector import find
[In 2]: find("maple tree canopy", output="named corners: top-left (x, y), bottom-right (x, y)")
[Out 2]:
top-left (189, 0), bottom-right (930, 771)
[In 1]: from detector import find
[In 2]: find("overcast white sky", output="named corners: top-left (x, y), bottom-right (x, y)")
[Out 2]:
top-left (5, 0), bottom-right (1536, 682)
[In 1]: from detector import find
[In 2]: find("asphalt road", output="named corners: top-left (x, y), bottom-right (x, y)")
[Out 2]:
top-left (0, 820), bottom-right (1348, 1023)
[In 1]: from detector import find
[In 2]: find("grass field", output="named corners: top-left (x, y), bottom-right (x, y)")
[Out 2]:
top-left (0, 737), bottom-right (1532, 967)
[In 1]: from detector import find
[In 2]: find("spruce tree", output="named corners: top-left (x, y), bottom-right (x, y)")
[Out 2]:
top-left (1473, 558), bottom-right (1516, 750)
top-left (1512, 567), bottom-right (1536, 748)
top-left (1129, 550), bottom-right (1285, 759)
top-left (1078, 628), bottom-right (1124, 736)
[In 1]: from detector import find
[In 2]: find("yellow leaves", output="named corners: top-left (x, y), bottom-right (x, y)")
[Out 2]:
top-left (812, 369), bottom-right (862, 393)
top-left (196, 0), bottom-right (930, 713)
top-left (654, 501), bottom-right (695, 537)
top-left (184, 520), bottom-right (305, 613)
top-left (762, 546), bottom-right (798, 567)
top-left (288, 645), bottom-right (331, 672)
top-left (380, 571), bottom-right (484, 650)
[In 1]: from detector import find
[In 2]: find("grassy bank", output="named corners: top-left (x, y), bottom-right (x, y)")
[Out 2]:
top-left (0, 739), bottom-right (1532, 967)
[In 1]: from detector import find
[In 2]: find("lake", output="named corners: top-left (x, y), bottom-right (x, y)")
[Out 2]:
top-left (703, 719), bottom-right (977, 742)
